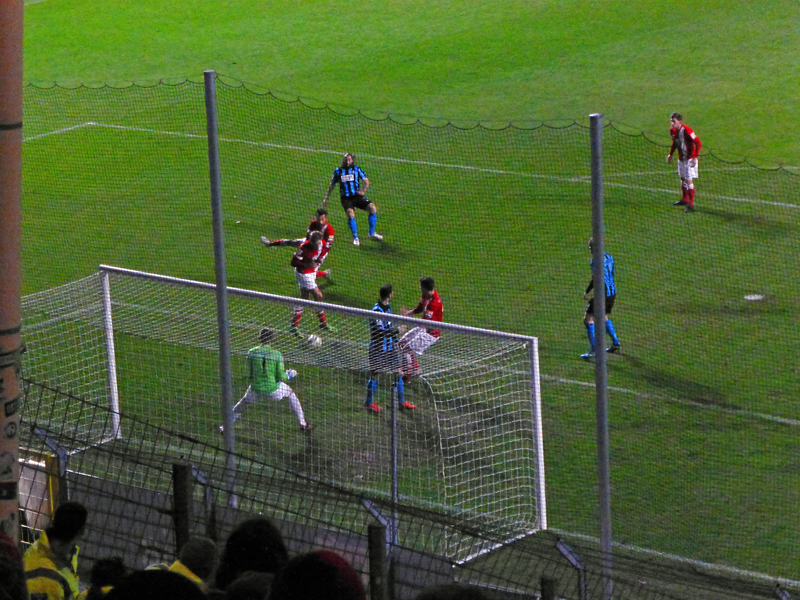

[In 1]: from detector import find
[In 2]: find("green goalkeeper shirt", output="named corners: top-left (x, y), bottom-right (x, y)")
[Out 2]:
top-left (246, 344), bottom-right (286, 394)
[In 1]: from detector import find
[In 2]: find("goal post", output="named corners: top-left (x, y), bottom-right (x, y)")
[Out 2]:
top-left (24, 264), bottom-right (547, 542)
top-left (21, 274), bottom-right (122, 450)
top-left (100, 271), bottom-right (122, 440)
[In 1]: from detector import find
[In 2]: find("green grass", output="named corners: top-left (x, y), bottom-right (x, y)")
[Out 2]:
top-left (19, 0), bottom-right (800, 582)
top-left (23, 0), bottom-right (800, 164)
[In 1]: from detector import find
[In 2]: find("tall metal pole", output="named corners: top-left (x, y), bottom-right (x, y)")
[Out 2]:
top-left (0, 0), bottom-right (24, 544)
top-left (390, 386), bottom-right (399, 546)
top-left (590, 113), bottom-right (612, 600)
top-left (204, 70), bottom-right (237, 506)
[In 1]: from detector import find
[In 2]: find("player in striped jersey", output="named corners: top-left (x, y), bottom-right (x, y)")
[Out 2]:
top-left (260, 208), bottom-right (334, 281)
top-left (667, 112), bottom-right (702, 213)
top-left (364, 284), bottom-right (415, 412)
top-left (322, 153), bottom-right (383, 246)
top-left (582, 239), bottom-right (621, 359)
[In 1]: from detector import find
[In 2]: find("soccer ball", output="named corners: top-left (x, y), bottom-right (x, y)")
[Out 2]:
top-left (307, 334), bottom-right (322, 348)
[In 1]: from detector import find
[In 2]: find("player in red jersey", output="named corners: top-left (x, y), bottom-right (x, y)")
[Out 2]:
top-left (667, 112), bottom-right (702, 213)
top-left (261, 208), bottom-right (335, 280)
top-left (289, 230), bottom-right (329, 334)
top-left (399, 277), bottom-right (443, 383)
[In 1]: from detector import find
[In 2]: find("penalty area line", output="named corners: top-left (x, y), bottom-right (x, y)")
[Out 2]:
top-left (542, 374), bottom-right (800, 428)
top-left (22, 122), bottom-right (97, 143)
top-left (86, 122), bottom-right (577, 181)
top-left (81, 122), bottom-right (800, 209)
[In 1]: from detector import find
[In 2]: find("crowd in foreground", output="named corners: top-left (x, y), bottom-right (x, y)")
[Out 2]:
top-left (1, 501), bottom-right (492, 600)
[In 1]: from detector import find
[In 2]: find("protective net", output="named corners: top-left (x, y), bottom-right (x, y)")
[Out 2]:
top-left (21, 79), bottom-right (800, 578)
top-left (22, 268), bottom-right (542, 540)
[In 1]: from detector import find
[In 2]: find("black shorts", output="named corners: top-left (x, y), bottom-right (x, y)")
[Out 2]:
top-left (341, 194), bottom-right (372, 212)
top-left (586, 294), bottom-right (616, 316)
top-left (368, 343), bottom-right (400, 373)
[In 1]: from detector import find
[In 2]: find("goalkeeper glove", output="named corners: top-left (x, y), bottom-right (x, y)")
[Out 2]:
top-left (285, 369), bottom-right (298, 380)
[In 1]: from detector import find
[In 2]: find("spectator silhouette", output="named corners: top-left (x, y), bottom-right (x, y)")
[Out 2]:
top-left (103, 570), bottom-right (205, 600)
top-left (79, 556), bottom-right (127, 600)
top-left (268, 550), bottom-right (366, 600)
top-left (214, 518), bottom-right (288, 591)
top-left (225, 571), bottom-right (275, 600)
top-left (0, 530), bottom-right (28, 600)
top-left (24, 501), bottom-right (88, 600)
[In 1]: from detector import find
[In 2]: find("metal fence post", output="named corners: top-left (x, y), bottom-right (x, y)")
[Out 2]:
top-left (172, 463), bottom-right (192, 555)
top-left (204, 70), bottom-right (238, 508)
top-left (368, 523), bottom-right (387, 600)
top-left (590, 112), bottom-right (613, 600)
top-left (541, 576), bottom-right (558, 600)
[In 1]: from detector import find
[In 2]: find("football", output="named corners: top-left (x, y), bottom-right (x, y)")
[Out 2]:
top-left (307, 334), bottom-right (323, 348)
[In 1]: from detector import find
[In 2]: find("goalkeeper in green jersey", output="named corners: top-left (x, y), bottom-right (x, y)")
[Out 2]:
top-left (228, 328), bottom-right (311, 431)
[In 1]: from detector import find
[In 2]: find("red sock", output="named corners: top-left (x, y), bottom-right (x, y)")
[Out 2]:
top-left (688, 188), bottom-right (695, 207)
top-left (292, 308), bottom-right (303, 328)
top-left (318, 311), bottom-right (327, 326)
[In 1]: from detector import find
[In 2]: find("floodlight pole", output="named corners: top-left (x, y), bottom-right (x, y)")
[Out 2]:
top-left (590, 113), bottom-right (613, 600)
top-left (0, 0), bottom-right (24, 544)
top-left (204, 70), bottom-right (237, 507)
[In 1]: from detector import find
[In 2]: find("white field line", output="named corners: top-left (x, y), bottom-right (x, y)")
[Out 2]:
top-left (89, 122), bottom-right (565, 181)
top-left (26, 122), bottom-right (800, 210)
top-left (550, 528), bottom-right (800, 589)
top-left (22, 122), bottom-right (96, 143)
top-left (542, 374), bottom-right (800, 428)
top-left (601, 166), bottom-right (753, 177)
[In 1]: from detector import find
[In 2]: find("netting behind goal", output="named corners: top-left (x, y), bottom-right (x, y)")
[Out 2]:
top-left (20, 276), bottom-right (120, 450)
top-left (25, 266), bottom-right (544, 537)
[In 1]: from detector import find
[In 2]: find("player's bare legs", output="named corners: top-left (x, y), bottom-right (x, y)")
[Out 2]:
top-left (292, 287), bottom-right (327, 334)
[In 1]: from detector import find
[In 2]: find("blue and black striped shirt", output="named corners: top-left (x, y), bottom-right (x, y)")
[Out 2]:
top-left (587, 253), bottom-right (617, 297)
top-left (331, 165), bottom-right (367, 198)
top-left (369, 302), bottom-right (396, 352)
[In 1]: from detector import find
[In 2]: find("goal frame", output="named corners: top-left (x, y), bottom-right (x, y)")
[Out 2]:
top-left (99, 263), bottom-right (547, 529)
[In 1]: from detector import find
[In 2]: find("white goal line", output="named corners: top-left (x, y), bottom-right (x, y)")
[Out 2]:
top-left (23, 121), bottom-right (800, 209)
top-left (542, 374), bottom-right (800, 428)
top-left (551, 528), bottom-right (800, 589)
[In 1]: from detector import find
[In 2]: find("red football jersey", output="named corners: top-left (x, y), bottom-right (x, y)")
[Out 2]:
top-left (308, 220), bottom-right (334, 259)
top-left (412, 290), bottom-right (443, 337)
top-left (669, 124), bottom-right (701, 160)
top-left (291, 239), bottom-right (323, 274)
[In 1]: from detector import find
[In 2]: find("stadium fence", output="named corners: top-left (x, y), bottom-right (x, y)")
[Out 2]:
top-left (18, 378), bottom-right (800, 600)
top-left (20, 78), bottom-right (800, 580)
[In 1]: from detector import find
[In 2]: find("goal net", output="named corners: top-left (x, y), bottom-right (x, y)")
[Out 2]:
top-left (21, 275), bottom-right (121, 450)
top-left (22, 265), bottom-right (545, 540)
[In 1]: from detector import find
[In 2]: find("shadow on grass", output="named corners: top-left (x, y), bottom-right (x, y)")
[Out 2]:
top-left (621, 354), bottom-right (741, 411)
top-left (700, 207), bottom-right (796, 235)
top-left (356, 240), bottom-right (415, 261)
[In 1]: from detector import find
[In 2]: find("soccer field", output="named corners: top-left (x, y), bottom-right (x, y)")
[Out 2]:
top-left (19, 0), bottom-right (800, 581)
top-left (22, 0), bottom-right (800, 164)
top-left (20, 83), bottom-right (800, 580)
